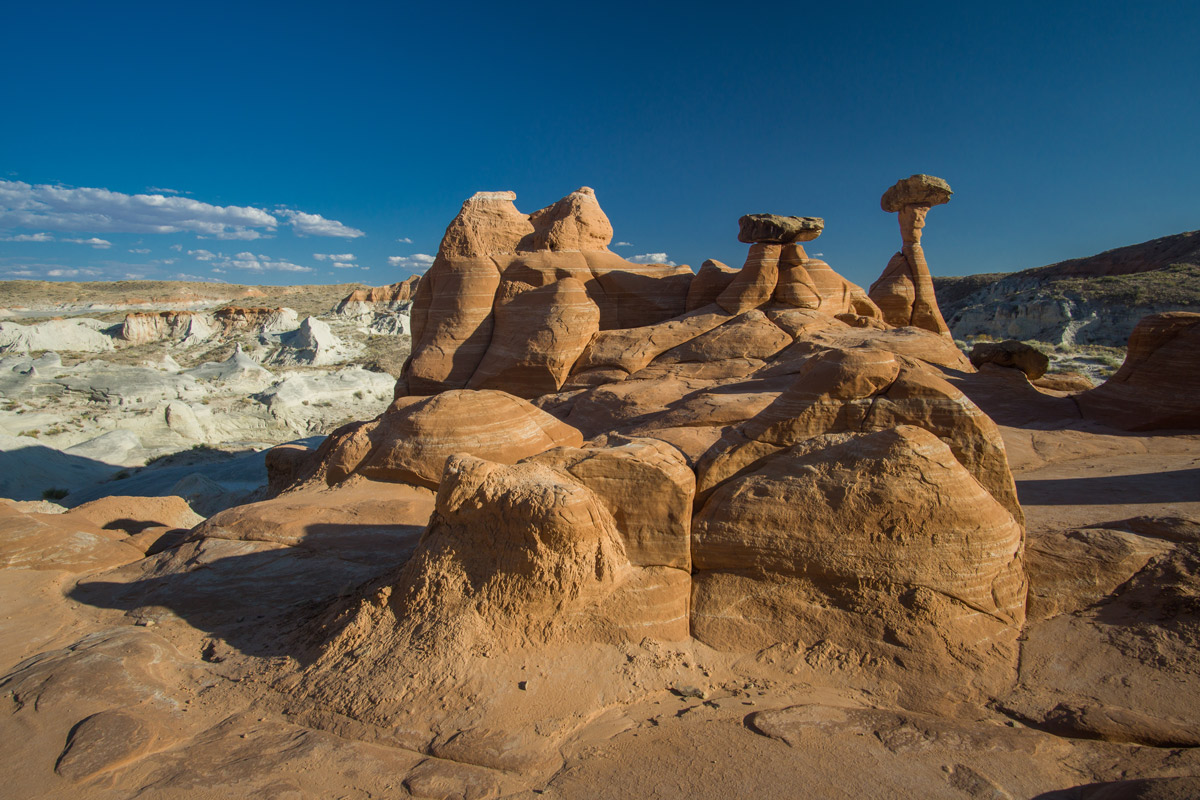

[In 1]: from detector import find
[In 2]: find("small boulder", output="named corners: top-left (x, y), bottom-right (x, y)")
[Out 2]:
top-left (969, 340), bottom-right (1050, 380)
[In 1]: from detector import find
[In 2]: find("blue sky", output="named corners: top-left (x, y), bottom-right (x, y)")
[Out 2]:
top-left (2, 0), bottom-right (1198, 289)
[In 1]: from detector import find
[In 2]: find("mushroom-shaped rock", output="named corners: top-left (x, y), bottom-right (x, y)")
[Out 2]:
top-left (869, 174), bottom-right (954, 337)
top-left (737, 214), bottom-right (824, 244)
top-left (351, 390), bottom-right (584, 487)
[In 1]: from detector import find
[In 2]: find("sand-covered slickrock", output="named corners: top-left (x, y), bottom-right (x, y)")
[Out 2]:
top-left (869, 174), bottom-right (954, 336)
top-left (290, 457), bottom-right (653, 765)
top-left (64, 494), bottom-right (204, 533)
top-left (467, 277), bottom-right (600, 397)
top-left (737, 213), bottom-right (824, 244)
top-left (192, 480), bottom-right (434, 564)
top-left (685, 259), bottom-right (738, 311)
top-left (969, 339), bottom-right (1050, 379)
top-left (1076, 311), bottom-right (1200, 430)
top-left (343, 389), bottom-right (583, 487)
top-left (0, 501), bottom-right (143, 572)
top-left (1025, 527), bottom-right (1171, 620)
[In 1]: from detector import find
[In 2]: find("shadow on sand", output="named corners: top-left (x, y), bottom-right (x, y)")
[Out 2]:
top-left (68, 521), bottom-right (424, 663)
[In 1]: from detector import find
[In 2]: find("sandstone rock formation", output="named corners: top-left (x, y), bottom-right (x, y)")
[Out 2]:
top-left (869, 174), bottom-right (954, 336)
top-left (265, 187), bottom-right (1031, 739)
top-left (7, 184), bottom-right (1200, 798)
top-left (335, 275), bottom-right (421, 315)
top-left (405, 188), bottom-right (693, 396)
top-left (970, 339), bottom-right (1051, 379)
top-left (301, 389), bottom-right (584, 488)
top-left (1077, 311), bottom-right (1200, 429)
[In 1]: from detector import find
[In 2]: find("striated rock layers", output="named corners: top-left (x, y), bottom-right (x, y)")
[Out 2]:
top-left (404, 188), bottom-right (694, 397)
top-left (869, 174), bottom-right (954, 336)
top-left (1077, 311), bottom-right (1200, 430)
top-left (250, 183), bottom-right (1036, 749)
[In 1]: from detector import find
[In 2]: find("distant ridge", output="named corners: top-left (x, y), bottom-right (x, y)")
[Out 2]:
top-left (933, 230), bottom-right (1200, 347)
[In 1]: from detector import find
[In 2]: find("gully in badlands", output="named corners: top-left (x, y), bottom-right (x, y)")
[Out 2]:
top-left (1, 177), bottom-right (1198, 799)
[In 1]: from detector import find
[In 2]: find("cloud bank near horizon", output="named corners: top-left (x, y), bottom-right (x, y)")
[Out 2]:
top-left (0, 180), bottom-right (362, 241)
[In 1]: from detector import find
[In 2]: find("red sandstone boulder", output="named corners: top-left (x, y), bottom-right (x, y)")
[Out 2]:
top-left (1077, 312), bottom-right (1200, 430)
top-left (335, 390), bottom-right (584, 487)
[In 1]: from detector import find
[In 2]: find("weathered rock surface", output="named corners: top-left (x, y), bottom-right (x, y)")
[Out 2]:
top-left (737, 214), bottom-right (824, 244)
top-left (970, 339), bottom-right (1051, 379)
top-left (340, 390), bottom-right (584, 487)
top-left (1077, 312), bottom-right (1200, 429)
top-left (870, 174), bottom-right (954, 336)
top-left (404, 188), bottom-right (695, 395)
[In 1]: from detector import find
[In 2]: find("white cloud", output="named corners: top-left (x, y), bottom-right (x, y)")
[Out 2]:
top-left (1, 232), bottom-right (54, 242)
top-left (147, 187), bottom-right (190, 195)
top-left (396, 237), bottom-right (413, 244)
top-left (388, 254), bottom-right (436, 270)
top-left (2, 269), bottom-right (36, 277)
top-left (46, 268), bottom-right (103, 277)
top-left (614, 241), bottom-right (632, 247)
top-left (313, 252), bottom-right (356, 261)
top-left (0, 179), bottom-right (277, 238)
top-left (222, 251), bottom-right (314, 273)
top-left (214, 229), bottom-right (264, 241)
top-left (64, 237), bottom-right (112, 249)
top-left (629, 252), bottom-right (677, 266)
top-left (169, 243), bottom-right (182, 251)
top-left (188, 249), bottom-right (217, 261)
top-left (171, 272), bottom-right (220, 282)
top-left (128, 247), bottom-right (151, 254)
top-left (332, 261), bottom-right (357, 269)
top-left (278, 208), bottom-right (364, 238)
top-left (812, 252), bottom-right (824, 257)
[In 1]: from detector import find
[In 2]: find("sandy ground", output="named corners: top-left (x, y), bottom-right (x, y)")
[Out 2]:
top-left (1, 415), bottom-right (1198, 798)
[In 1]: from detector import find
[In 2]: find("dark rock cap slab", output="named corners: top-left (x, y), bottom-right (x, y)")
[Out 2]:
top-left (881, 174), bottom-right (953, 212)
top-left (738, 214), bottom-right (824, 244)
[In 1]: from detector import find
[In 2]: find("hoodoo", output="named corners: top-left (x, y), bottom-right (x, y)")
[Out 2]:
top-left (870, 173), bottom-right (955, 336)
